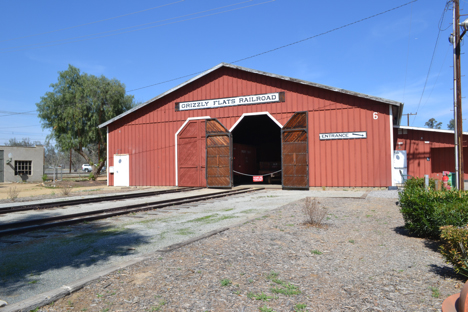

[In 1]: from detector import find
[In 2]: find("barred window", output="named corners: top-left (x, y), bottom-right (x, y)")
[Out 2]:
top-left (15, 161), bottom-right (32, 175)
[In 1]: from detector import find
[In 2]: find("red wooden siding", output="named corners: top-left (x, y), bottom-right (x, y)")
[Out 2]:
top-left (393, 128), bottom-right (468, 179)
top-left (108, 66), bottom-right (393, 187)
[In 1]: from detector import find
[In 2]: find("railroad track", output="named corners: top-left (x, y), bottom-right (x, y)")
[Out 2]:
top-left (0, 187), bottom-right (264, 237)
top-left (0, 187), bottom-right (202, 215)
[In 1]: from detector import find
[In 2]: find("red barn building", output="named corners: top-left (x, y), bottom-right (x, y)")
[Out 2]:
top-left (393, 126), bottom-right (468, 183)
top-left (100, 63), bottom-right (406, 188)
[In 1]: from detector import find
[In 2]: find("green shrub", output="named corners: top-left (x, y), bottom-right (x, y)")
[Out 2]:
top-left (42, 174), bottom-right (48, 182)
top-left (88, 172), bottom-right (96, 181)
top-left (440, 225), bottom-right (468, 277)
top-left (399, 178), bottom-right (468, 238)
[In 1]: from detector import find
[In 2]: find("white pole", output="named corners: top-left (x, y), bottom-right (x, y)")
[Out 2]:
top-left (453, 3), bottom-right (460, 189)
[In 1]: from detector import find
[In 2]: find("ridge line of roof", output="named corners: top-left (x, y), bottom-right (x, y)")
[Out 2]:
top-left (99, 63), bottom-right (402, 128)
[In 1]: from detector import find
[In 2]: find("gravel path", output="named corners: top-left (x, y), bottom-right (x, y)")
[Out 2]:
top-left (31, 191), bottom-right (463, 312)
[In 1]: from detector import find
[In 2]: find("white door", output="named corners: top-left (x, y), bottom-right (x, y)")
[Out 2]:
top-left (114, 154), bottom-right (129, 186)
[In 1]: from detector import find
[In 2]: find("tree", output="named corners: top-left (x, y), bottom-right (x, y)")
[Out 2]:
top-left (36, 65), bottom-right (135, 179)
top-left (425, 118), bottom-right (442, 129)
top-left (5, 137), bottom-right (42, 147)
top-left (448, 119), bottom-right (455, 130)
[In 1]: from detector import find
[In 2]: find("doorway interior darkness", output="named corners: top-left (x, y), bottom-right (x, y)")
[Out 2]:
top-left (231, 115), bottom-right (281, 185)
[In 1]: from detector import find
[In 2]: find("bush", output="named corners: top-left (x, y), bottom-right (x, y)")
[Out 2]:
top-left (7, 186), bottom-right (20, 201)
top-left (440, 225), bottom-right (468, 277)
top-left (42, 174), bottom-right (48, 182)
top-left (88, 172), bottom-right (96, 181)
top-left (399, 177), bottom-right (468, 238)
top-left (60, 185), bottom-right (73, 196)
top-left (303, 197), bottom-right (328, 226)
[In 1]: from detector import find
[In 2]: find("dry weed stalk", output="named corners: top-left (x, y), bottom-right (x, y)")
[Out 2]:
top-left (303, 197), bottom-right (328, 226)
top-left (7, 186), bottom-right (20, 201)
top-left (60, 185), bottom-right (73, 196)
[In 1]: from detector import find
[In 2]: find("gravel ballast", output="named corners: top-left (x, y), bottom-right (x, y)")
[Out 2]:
top-left (22, 192), bottom-right (464, 312)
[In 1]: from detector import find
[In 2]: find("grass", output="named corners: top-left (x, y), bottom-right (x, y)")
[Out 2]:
top-left (294, 303), bottom-right (307, 311)
top-left (270, 279), bottom-right (301, 296)
top-left (220, 278), bottom-right (232, 286)
top-left (239, 209), bottom-right (259, 214)
top-left (150, 300), bottom-right (166, 311)
top-left (28, 280), bottom-right (38, 284)
top-left (247, 291), bottom-right (276, 301)
top-left (266, 271), bottom-right (279, 280)
top-left (259, 306), bottom-right (275, 312)
top-left (175, 228), bottom-right (195, 236)
top-left (349, 239), bottom-right (355, 244)
top-left (311, 249), bottom-right (323, 255)
top-left (270, 283), bottom-right (301, 296)
top-left (429, 286), bottom-right (440, 298)
top-left (185, 214), bottom-right (238, 224)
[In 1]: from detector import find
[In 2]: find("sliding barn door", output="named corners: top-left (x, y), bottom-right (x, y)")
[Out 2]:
top-left (177, 119), bottom-right (206, 187)
top-left (206, 119), bottom-right (232, 188)
top-left (282, 112), bottom-right (309, 190)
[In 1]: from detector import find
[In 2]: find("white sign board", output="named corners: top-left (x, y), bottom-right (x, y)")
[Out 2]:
top-left (176, 92), bottom-right (284, 111)
top-left (319, 131), bottom-right (367, 140)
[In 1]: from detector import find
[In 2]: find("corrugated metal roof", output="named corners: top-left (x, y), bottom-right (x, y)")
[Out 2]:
top-left (99, 63), bottom-right (403, 128)
top-left (394, 125), bottom-right (468, 135)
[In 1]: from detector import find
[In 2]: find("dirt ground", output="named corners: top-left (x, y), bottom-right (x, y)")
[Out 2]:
top-left (0, 177), bottom-right (147, 202)
top-left (35, 196), bottom-right (464, 312)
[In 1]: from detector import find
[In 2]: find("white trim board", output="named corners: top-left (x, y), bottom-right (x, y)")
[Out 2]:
top-left (229, 112), bottom-right (282, 132)
top-left (175, 116), bottom-right (211, 186)
top-left (107, 127), bottom-right (109, 186)
top-left (389, 107), bottom-right (394, 186)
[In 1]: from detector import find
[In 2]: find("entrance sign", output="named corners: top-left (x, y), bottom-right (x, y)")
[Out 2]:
top-left (253, 176), bottom-right (263, 182)
top-left (176, 92), bottom-right (285, 111)
top-left (319, 132), bottom-right (367, 140)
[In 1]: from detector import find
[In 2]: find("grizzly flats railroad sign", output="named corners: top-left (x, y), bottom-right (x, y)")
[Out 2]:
top-left (319, 131), bottom-right (367, 140)
top-left (175, 92), bottom-right (285, 111)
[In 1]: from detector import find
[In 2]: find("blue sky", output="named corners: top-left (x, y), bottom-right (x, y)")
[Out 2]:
top-left (0, 0), bottom-right (465, 145)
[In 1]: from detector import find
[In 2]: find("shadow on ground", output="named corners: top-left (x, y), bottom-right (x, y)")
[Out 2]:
top-left (393, 226), bottom-right (411, 237)
top-left (428, 264), bottom-right (465, 281)
top-left (0, 216), bottom-right (151, 298)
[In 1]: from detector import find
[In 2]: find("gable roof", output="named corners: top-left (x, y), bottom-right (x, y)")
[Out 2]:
top-left (99, 63), bottom-right (403, 128)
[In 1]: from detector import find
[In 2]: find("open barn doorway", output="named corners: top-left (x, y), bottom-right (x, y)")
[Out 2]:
top-left (231, 114), bottom-right (282, 185)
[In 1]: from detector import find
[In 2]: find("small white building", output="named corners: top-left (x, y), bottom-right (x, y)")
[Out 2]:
top-left (0, 145), bottom-right (45, 183)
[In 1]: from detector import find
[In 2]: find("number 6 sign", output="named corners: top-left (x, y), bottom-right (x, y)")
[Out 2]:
top-left (373, 112), bottom-right (379, 120)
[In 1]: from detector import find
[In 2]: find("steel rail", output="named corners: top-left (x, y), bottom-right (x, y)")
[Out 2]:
top-left (0, 187), bottom-right (263, 237)
top-left (0, 187), bottom-right (201, 215)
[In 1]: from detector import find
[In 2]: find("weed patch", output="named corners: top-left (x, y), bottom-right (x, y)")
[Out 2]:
top-left (175, 228), bottom-right (194, 236)
top-left (429, 286), bottom-right (440, 298)
top-left (247, 292), bottom-right (276, 301)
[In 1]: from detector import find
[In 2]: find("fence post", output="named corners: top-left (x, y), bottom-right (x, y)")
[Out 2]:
top-left (425, 175), bottom-right (430, 190)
